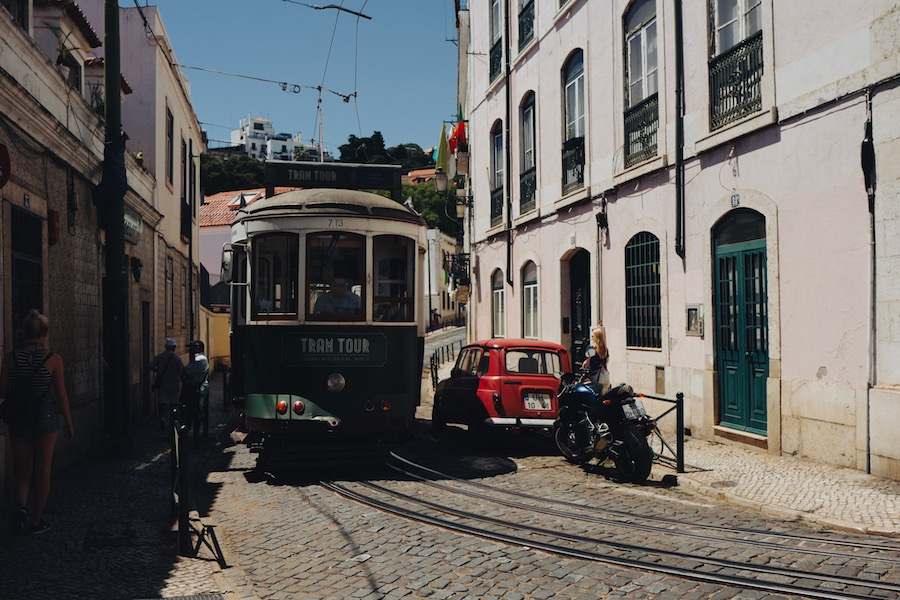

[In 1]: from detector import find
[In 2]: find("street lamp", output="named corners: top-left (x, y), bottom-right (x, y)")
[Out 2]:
top-left (433, 168), bottom-right (449, 192)
top-left (456, 192), bottom-right (472, 219)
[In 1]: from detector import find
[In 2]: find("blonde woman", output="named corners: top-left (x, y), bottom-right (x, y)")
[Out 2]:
top-left (582, 324), bottom-right (611, 394)
top-left (0, 310), bottom-right (74, 534)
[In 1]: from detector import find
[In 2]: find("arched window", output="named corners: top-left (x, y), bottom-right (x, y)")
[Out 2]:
top-left (624, 232), bottom-right (661, 348)
top-left (520, 91), bottom-right (537, 213)
top-left (562, 50), bottom-right (585, 193)
top-left (492, 269), bottom-right (506, 338)
top-left (521, 261), bottom-right (538, 338)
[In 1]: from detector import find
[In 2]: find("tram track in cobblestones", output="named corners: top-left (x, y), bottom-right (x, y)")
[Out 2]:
top-left (389, 451), bottom-right (900, 559)
top-left (317, 453), bottom-right (900, 600)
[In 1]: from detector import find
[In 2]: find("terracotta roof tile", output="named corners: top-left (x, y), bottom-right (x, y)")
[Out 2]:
top-left (199, 187), bottom-right (300, 227)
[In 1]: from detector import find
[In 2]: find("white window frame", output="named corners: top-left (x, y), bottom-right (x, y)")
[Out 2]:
top-left (713, 0), bottom-right (762, 55)
top-left (491, 125), bottom-right (504, 191)
top-left (521, 94), bottom-right (535, 171)
top-left (522, 262), bottom-right (538, 339)
top-left (626, 1), bottom-right (658, 108)
top-left (564, 53), bottom-right (585, 141)
top-left (492, 270), bottom-right (506, 338)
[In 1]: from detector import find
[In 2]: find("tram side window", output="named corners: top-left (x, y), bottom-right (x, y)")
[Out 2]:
top-left (374, 235), bottom-right (414, 322)
top-left (307, 232), bottom-right (365, 320)
top-left (252, 233), bottom-right (298, 318)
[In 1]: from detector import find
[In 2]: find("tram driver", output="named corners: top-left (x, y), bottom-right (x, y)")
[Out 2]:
top-left (314, 275), bottom-right (361, 315)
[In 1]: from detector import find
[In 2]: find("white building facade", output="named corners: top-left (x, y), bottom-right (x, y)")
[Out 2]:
top-left (459, 0), bottom-right (900, 479)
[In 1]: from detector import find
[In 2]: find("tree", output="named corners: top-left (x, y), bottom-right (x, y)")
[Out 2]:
top-left (402, 181), bottom-right (460, 237)
top-left (200, 153), bottom-right (266, 195)
top-left (339, 131), bottom-right (434, 170)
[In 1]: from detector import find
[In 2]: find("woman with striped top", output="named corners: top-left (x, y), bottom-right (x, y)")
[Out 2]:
top-left (0, 309), bottom-right (74, 534)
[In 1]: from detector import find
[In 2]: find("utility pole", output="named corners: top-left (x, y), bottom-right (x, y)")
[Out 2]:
top-left (102, 0), bottom-right (131, 451)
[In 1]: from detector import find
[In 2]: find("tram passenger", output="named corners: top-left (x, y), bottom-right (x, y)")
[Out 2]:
top-left (314, 275), bottom-right (361, 315)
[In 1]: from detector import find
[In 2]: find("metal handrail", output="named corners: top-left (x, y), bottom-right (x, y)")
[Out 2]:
top-left (636, 391), bottom-right (685, 473)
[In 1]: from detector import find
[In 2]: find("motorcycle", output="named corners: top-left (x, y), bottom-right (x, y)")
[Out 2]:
top-left (553, 350), bottom-right (656, 483)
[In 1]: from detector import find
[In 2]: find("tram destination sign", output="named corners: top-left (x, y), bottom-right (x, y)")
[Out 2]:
top-left (281, 332), bottom-right (387, 367)
top-left (266, 161), bottom-right (403, 200)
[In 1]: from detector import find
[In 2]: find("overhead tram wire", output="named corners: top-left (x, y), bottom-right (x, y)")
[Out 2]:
top-left (173, 64), bottom-right (354, 102)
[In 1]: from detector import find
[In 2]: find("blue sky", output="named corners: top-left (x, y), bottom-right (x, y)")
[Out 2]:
top-left (147, 0), bottom-right (459, 155)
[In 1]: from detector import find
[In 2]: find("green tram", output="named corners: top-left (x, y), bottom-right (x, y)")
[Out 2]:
top-left (221, 164), bottom-right (427, 464)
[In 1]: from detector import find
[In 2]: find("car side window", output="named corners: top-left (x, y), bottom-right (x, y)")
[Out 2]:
top-left (505, 350), bottom-right (562, 375)
top-left (455, 348), bottom-right (484, 376)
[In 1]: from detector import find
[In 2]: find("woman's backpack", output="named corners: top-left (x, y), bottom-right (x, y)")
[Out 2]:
top-left (0, 352), bottom-right (53, 427)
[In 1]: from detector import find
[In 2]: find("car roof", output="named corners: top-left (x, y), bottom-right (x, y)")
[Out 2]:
top-left (467, 338), bottom-right (567, 352)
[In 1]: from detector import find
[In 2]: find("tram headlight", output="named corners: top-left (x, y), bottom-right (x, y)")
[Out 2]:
top-left (292, 400), bottom-right (305, 415)
top-left (275, 400), bottom-right (288, 415)
top-left (326, 373), bottom-right (346, 393)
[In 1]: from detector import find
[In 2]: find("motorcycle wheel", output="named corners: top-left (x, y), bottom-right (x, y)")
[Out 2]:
top-left (553, 422), bottom-right (593, 465)
top-left (612, 426), bottom-right (653, 483)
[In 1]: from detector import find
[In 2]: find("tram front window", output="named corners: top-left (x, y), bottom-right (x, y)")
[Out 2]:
top-left (252, 233), bottom-right (298, 318)
top-left (374, 235), bottom-right (414, 322)
top-left (307, 232), bottom-right (365, 320)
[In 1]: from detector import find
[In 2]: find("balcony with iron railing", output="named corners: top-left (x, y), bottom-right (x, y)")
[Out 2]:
top-left (519, 166), bottom-right (536, 214)
top-left (561, 136), bottom-right (585, 195)
top-left (709, 31), bottom-right (763, 131)
top-left (518, 0), bottom-right (534, 51)
top-left (624, 93), bottom-right (659, 168)
top-left (490, 38), bottom-right (503, 82)
top-left (490, 185), bottom-right (504, 228)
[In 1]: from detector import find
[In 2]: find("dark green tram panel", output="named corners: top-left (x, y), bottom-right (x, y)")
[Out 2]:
top-left (243, 325), bottom-right (423, 437)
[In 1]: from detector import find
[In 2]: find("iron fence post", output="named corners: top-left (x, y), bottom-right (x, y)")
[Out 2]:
top-left (676, 392), bottom-right (685, 473)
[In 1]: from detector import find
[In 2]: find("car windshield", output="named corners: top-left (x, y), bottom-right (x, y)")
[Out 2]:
top-left (505, 349), bottom-right (562, 375)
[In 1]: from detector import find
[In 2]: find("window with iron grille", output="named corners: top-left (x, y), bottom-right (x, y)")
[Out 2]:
top-left (624, 0), bottom-right (658, 167)
top-left (520, 92), bottom-right (536, 214)
top-left (562, 50), bottom-right (585, 194)
top-left (709, 0), bottom-right (763, 130)
top-left (624, 232), bottom-right (661, 348)
top-left (522, 261), bottom-right (538, 339)
top-left (492, 269), bottom-right (506, 338)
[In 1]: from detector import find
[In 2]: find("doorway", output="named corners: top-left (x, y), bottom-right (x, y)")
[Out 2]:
top-left (713, 209), bottom-right (769, 434)
top-left (568, 249), bottom-right (591, 364)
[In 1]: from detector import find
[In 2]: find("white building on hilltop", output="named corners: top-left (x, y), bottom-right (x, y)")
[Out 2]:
top-left (456, 0), bottom-right (900, 479)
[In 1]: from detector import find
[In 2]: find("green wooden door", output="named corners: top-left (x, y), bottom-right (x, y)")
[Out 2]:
top-left (715, 240), bottom-right (768, 434)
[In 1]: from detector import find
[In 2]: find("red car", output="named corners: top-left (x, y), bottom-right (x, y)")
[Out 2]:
top-left (432, 339), bottom-right (572, 434)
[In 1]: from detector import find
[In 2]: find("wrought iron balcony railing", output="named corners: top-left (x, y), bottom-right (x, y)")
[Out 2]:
top-left (624, 93), bottom-right (659, 168)
top-left (709, 31), bottom-right (763, 131)
top-left (562, 136), bottom-right (585, 195)
top-left (490, 38), bottom-right (503, 82)
top-left (519, 166), bottom-right (536, 214)
top-left (518, 0), bottom-right (535, 51)
top-left (490, 185), bottom-right (504, 228)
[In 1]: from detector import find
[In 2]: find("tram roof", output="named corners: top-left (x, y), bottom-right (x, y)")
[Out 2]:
top-left (234, 188), bottom-right (426, 226)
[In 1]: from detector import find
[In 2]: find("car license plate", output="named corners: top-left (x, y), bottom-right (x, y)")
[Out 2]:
top-left (524, 392), bottom-right (551, 411)
top-left (623, 400), bottom-right (649, 420)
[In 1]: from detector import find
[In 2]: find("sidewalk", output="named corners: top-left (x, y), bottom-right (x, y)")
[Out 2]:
top-left (428, 356), bottom-right (900, 538)
top-left (0, 374), bottom-right (237, 600)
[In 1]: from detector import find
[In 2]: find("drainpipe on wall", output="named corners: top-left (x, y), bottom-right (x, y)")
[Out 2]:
top-left (504, 0), bottom-right (513, 287)
top-left (861, 89), bottom-right (877, 474)
top-left (674, 0), bottom-right (686, 260)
